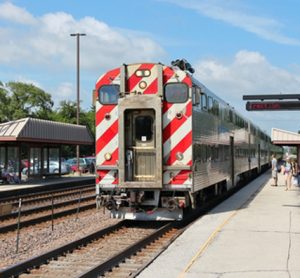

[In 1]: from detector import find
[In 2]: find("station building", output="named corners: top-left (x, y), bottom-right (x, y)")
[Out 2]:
top-left (272, 127), bottom-right (300, 164)
top-left (0, 117), bottom-right (94, 182)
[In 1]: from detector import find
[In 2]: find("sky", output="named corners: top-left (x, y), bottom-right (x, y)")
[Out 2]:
top-left (1, 0), bottom-right (300, 136)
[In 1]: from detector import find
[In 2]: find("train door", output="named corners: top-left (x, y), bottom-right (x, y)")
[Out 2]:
top-left (124, 109), bottom-right (155, 182)
top-left (118, 95), bottom-right (163, 188)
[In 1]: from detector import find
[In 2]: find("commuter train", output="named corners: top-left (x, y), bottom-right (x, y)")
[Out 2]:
top-left (94, 59), bottom-right (282, 220)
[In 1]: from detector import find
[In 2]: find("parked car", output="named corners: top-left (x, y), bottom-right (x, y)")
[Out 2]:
top-left (22, 161), bottom-right (70, 175)
top-left (66, 158), bottom-right (90, 173)
top-left (48, 161), bottom-right (70, 174)
top-left (84, 156), bottom-right (95, 173)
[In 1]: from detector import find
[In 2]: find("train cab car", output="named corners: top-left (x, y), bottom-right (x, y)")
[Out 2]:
top-left (94, 60), bottom-right (282, 221)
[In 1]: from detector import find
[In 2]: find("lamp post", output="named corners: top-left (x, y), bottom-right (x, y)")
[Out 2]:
top-left (70, 33), bottom-right (86, 175)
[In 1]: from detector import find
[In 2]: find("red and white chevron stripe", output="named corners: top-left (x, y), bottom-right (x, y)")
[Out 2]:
top-left (95, 64), bottom-right (193, 188)
top-left (95, 68), bottom-right (120, 185)
top-left (127, 63), bottom-right (158, 94)
top-left (162, 67), bottom-right (192, 186)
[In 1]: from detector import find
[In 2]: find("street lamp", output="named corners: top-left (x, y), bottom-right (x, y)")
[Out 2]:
top-left (70, 33), bottom-right (86, 175)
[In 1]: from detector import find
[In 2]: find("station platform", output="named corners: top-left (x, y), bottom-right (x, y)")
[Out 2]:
top-left (0, 174), bottom-right (95, 198)
top-left (139, 171), bottom-right (300, 278)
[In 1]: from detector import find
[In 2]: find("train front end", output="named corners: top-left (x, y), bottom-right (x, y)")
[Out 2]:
top-left (95, 63), bottom-right (193, 220)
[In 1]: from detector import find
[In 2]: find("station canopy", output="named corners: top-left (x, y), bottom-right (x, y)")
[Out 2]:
top-left (272, 128), bottom-right (300, 146)
top-left (0, 117), bottom-right (93, 145)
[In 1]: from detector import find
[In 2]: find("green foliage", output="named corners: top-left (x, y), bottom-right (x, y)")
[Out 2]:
top-left (0, 81), bottom-right (54, 122)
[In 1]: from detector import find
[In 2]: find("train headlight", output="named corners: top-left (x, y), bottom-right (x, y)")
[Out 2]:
top-left (139, 81), bottom-right (147, 90)
top-left (104, 153), bottom-right (112, 161)
top-left (176, 152), bottom-right (184, 161)
top-left (135, 69), bottom-right (151, 77)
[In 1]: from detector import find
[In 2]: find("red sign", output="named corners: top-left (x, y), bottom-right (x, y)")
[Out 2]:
top-left (246, 101), bottom-right (300, 111)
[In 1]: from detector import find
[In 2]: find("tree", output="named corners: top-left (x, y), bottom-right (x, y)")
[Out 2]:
top-left (51, 100), bottom-right (77, 124)
top-left (0, 82), bottom-right (54, 122)
top-left (0, 85), bottom-right (11, 122)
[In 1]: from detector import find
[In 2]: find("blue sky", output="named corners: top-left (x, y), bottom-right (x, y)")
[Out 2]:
top-left (1, 0), bottom-right (300, 136)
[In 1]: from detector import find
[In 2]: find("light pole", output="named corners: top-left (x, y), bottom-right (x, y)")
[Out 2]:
top-left (70, 33), bottom-right (86, 175)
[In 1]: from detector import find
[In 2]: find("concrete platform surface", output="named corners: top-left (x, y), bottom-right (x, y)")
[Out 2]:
top-left (138, 172), bottom-right (300, 278)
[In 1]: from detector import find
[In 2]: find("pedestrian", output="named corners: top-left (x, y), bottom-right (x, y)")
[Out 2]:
top-left (291, 159), bottom-right (298, 187)
top-left (271, 154), bottom-right (278, 186)
top-left (284, 158), bottom-right (292, 191)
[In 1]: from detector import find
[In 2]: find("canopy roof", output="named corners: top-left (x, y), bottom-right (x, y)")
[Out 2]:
top-left (0, 118), bottom-right (93, 145)
top-left (272, 128), bottom-right (300, 146)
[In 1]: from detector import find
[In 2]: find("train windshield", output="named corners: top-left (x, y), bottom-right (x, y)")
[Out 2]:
top-left (164, 83), bottom-right (188, 103)
top-left (99, 85), bottom-right (120, 104)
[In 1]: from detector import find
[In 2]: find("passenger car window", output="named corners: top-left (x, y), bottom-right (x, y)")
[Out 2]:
top-left (208, 97), bottom-right (213, 112)
top-left (201, 93), bottom-right (207, 110)
top-left (99, 85), bottom-right (120, 105)
top-left (164, 83), bottom-right (188, 103)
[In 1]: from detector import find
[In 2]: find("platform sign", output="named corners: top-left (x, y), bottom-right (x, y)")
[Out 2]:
top-left (246, 101), bottom-right (300, 111)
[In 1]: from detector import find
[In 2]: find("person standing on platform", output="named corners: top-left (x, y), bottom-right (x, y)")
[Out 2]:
top-left (291, 159), bottom-right (298, 187)
top-left (284, 158), bottom-right (292, 191)
top-left (271, 154), bottom-right (278, 186)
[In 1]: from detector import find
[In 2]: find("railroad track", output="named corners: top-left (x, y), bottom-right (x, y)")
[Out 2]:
top-left (0, 187), bottom-right (95, 220)
top-left (0, 220), bottom-right (181, 278)
top-left (0, 184), bottom-right (97, 233)
top-left (0, 183), bottom-right (95, 206)
top-left (0, 197), bottom-right (96, 233)
top-left (0, 174), bottom-right (256, 277)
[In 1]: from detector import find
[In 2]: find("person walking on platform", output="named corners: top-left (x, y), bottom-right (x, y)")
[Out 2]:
top-left (291, 159), bottom-right (298, 187)
top-left (284, 158), bottom-right (292, 191)
top-left (271, 154), bottom-right (278, 186)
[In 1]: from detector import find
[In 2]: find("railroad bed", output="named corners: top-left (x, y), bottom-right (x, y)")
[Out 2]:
top-left (0, 220), bottom-right (181, 278)
top-left (0, 172), bottom-right (272, 277)
top-left (0, 179), bottom-right (237, 277)
top-left (0, 184), bottom-right (96, 233)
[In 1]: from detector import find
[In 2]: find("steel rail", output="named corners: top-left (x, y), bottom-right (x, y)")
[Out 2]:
top-left (0, 220), bottom-right (127, 278)
top-left (0, 182), bottom-right (95, 203)
top-left (0, 194), bottom-right (95, 221)
top-left (0, 185), bottom-right (94, 207)
top-left (0, 178), bottom-right (95, 199)
top-left (79, 222), bottom-right (174, 278)
top-left (0, 201), bottom-right (96, 233)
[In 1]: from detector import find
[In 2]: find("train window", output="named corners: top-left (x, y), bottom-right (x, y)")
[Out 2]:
top-left (229, 110), bottom-right (233, 122)
top-left (208, 97), bottom-right (213, 113)
top-left (99, 85), bottom-right (120, 105)
top-left (164, 83), bottom-right (188, 103)
top-left (201, 93), bottom-right (207, 110)
top-left (192, 86), bottom-right (200, 106)
top-left (135, 116), bottom-right (153, 141)
top-left (213, 100), bottom-right (219, 115)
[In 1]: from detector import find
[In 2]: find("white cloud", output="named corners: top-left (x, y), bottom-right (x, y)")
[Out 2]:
top-left (15, 76), bottom-right (41, 88)
top-left (0, 3), bottom-right (165, 70)
top-left (52, 82), bottom-right (74, 105)
top-left (163, 0), bottom-right (300, 45)
top-left (0, 2), bottom-right (36, 25)
top-left (195, 50), bottom-right (300, 99)
top-left (194, 50), bottom-right (300, 134)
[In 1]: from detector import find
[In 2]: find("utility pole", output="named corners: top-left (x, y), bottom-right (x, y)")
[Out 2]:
top-left (70, 33), bottom-right (86, 175)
